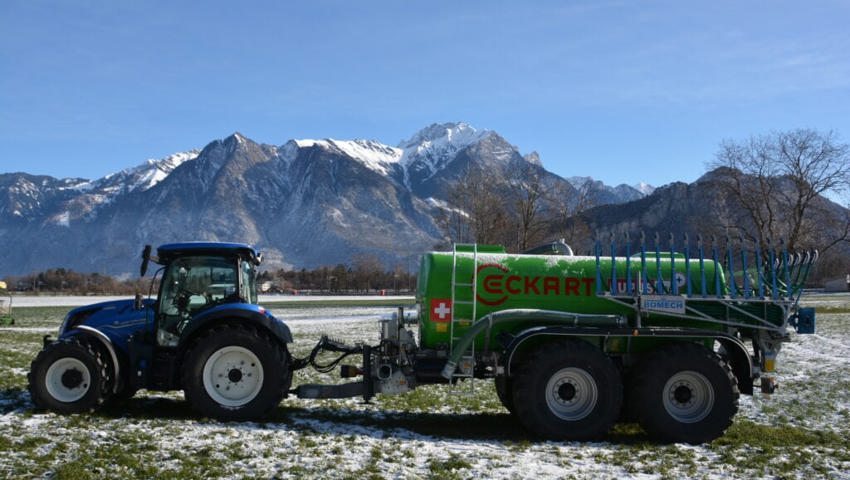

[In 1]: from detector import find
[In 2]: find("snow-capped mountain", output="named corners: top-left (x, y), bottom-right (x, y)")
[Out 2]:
top-left (87, 150), bottom-right (200, 195)
top-left (399, 122), bottom-right (492, 182)
top-left (633, 182), bottom-right (655, 196)
top-left (0, 123), bottom-right (653, 275)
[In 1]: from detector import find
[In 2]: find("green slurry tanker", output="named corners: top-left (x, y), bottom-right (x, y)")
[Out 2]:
top-left (29, 236), bottom-right (816, 444)
top-left (297, 234), bottom-right (815, 444)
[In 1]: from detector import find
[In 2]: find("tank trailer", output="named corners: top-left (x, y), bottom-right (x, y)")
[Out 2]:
top-left (29, 235), bottom-right (816, 443)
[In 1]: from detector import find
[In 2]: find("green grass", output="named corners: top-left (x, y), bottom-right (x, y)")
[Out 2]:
top-left (1, 305), bottom-right (848, 478)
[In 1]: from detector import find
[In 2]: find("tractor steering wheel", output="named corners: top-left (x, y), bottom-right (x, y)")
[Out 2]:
top-left (174, 288), bottom-right (209, 313)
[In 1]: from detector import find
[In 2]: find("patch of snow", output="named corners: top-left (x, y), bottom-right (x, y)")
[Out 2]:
top-left (328, 208), bottom-right (350, 228)
top-left (426, 197), bottom-right (468, 217)
top-left (633, 182), bottom-right (655, 195)
top-left (51, 211), bottom-right (70, 227)
top-left (294, 138), bottom-right (402, 175)
top-left (85, 149), bottom-right (200, 195)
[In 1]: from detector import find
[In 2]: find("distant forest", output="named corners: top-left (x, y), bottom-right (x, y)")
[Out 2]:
top-left (2, 254), bottom-right (417, 296)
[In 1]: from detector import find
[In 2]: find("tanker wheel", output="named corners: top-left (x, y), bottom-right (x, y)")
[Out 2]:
top-left (632, 342), bottom-right (739, 444)
top-left (494, 376), bottom-right (515, 414)
top-left (28, 338), bottom-right (111, 414)
top-left (511, 340), bottom-right (622, 440)
top-left (182, 324), bottom-right (289, 421)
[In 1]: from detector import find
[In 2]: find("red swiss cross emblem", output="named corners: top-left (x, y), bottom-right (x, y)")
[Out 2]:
top-left (430, 299), bottom-right (452, 323)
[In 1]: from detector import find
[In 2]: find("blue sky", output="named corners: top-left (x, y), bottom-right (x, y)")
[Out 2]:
top-left (1, 1), bottom-right (848, 187)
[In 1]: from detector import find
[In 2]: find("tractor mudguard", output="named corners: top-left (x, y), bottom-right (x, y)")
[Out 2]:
top-left (179, 307), bottom-right (293, 349)
top-left (501, 325), bottom-right (754, 395)
top-left (62, 326), bottom-right (123, 394)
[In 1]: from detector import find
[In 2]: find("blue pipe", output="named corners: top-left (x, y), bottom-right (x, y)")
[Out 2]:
top-left (670, 233), bottom-right (678, 295)
top-left (684, 234), bottom-right (692, 297)
top-left (740, 237), bottom-right (749, 299)
top-left (655, 233), bottom-right (663, 294)
top-left (625, 232), bottom-right (632, 295)
top-left (755, 247), bottom-right (764, 298)
top-left (641, 232), bottom-right (648, 294)
top-left (712, 236), bottom-right (721, 298)
top-left (610, 233), bottom-right (617, 295)
top-left (595, 235), bottom-right (602, 295)
top-left (698, 235), bottom-right (707, 297)
top-left (726, 235), bottom-right (736, 299)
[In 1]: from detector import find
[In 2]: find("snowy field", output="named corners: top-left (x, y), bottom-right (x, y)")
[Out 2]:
top-left (0, 296), bottom-right (848, 479)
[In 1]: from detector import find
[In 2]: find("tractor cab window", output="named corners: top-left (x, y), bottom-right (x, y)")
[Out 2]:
top-left (157, 256), bottom-right (239, 346)
top-left (241, 260), bottom-right (258, 305)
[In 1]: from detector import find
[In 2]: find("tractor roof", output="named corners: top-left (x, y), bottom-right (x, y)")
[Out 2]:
top-left (156, 242), bottom-right (261, 264)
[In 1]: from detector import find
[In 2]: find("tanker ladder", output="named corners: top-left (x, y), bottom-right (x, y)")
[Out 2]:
top-left (448, 243), bottom-right (479, 392)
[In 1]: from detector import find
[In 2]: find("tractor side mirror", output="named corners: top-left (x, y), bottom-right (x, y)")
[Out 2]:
top-left (134, 292), bottom-right (144, 310)
top-left (140, 245), bottom-right (152, 277)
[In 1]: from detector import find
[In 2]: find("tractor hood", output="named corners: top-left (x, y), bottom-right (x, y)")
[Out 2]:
top-left (60, 298), bottom-right (154, 336)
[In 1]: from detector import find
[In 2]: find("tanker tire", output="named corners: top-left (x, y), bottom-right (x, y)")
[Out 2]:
top-left (511, 340), bottom-right (622, 440)
top-left (633, 342), bottom-right (739, 444)
top-left (494, 376), bottom-right (515, 414)
top-left (182, 324), bottom-right (289, 421)
top-left (28, 338), bottom-right (111, 414)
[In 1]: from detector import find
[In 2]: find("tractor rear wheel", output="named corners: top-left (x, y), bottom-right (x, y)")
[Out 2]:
top-left (511, 340), bottom-right (622, 440)
top-left (182, 324), bottom-right (289, 421)
top-left (28, 338), bottom-right (111, 414)
top-left (632, 342), bottom-right (739, 444)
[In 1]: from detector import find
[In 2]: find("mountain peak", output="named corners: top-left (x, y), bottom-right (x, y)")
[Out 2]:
top-left (398, 122), bottom-right (489, 150)
top-left (633, 181), bottom-right (655, 195)
top-left (224, 132), bottom-right (251, 146)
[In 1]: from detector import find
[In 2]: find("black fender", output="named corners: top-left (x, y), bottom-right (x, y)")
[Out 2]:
top-left (66, 326), bottom-right (122, 394)
top-left (179, 308), bottom-right (293, 351)
top-left (501, 326), bottom-right (754, 395)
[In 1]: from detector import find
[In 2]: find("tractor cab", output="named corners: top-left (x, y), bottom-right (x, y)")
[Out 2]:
top-left (145, 243), bottom-right (262, 347)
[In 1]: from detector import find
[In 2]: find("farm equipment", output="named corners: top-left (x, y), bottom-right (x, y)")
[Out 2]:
top-left (0, 281), bottom-right (13, 326)
top-left (28, 235), bottom-right (817, 444)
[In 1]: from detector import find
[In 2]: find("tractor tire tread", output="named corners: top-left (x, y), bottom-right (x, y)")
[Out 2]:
top-left (28, 337), bottom-right (111, 413)
top-left (181, 322), bottom-right (289, 421)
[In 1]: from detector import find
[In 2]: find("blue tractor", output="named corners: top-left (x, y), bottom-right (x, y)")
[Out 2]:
top-left (28, 242), bottom-right (294, 420)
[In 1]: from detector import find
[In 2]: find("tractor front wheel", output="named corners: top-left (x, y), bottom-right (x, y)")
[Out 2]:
top-left (182, 324), bottom-right (289, 421)
top-left (28, 338), bottom-right (111, 414)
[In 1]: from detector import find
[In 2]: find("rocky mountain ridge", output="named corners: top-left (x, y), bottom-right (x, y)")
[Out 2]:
top-left (0, 123), bottom-right (652, 275)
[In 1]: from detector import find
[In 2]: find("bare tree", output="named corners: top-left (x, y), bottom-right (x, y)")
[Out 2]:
top-left (507, 164), bottom-right (549, 252)
top-left (548, 178), bottom-right (596, 251)
top-left (438, 167), bottom-right (510, 245)
top-left (710, 129), bottom-right (850, 253)
top-left (352, 254), bottom-right (383, 293)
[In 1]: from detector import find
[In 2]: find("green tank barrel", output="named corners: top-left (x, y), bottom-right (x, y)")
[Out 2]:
top-left (416, 249), bottom-right (725, 350)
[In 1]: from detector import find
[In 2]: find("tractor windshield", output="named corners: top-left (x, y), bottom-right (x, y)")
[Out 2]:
top-left (157, 256), bottom-right (240, 346)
